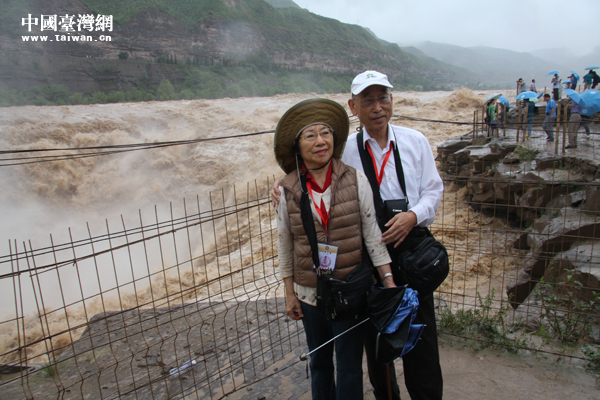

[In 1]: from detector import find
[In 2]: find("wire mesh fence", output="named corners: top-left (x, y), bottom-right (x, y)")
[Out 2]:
top-left (0, 181), bottom-right (305, 399)
top-left (1, 124), bottom-right (599, 399)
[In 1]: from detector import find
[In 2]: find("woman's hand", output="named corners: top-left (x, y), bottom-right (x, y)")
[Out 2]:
top-left (382, 275), bottom-right (397, 288)
top-left (271, 178), bottom-right (283, 208)
top-left (286, 294), bottom-right (304, 320)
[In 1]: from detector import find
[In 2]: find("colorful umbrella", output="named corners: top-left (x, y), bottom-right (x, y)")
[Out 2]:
top-left (546, 70), bottom-right (561, 76)
top-left (570, 71), bottom-right (580, 80)
top-left (585, 65), bottom-right (599, 70)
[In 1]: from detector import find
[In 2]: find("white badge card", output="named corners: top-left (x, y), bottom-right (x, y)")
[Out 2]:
top-left (316, 243), bottom-right (338, 274)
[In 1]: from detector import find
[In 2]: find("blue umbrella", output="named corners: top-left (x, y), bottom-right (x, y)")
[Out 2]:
top-left (563, 89), bottom-right (582, 104)
top-left (516, 91), bottom-right (540, 100)
top-left (570, 71), bottom-right (580, 80)
top-left (547, 70), bottom-right (561, 76)
top-left (580, 89), bottom-right (600, 100)
top-left (585, 65), bottom-right (599, 70)
top-left (580, 90), bottom-right (600, 108)
top-left (497, 96), bottom-right (509, 107)
top-left (367, 286), bottom-right (423, 363)
top-left (568, 90), bottom-right (600, 116)
top-left (581, 106), bottom-right (599, 117)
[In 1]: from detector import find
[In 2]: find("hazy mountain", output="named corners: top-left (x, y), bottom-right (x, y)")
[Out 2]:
top-left (414, 41), bottom-right (577, 89)
top-left (530, 47), bottom-right (578, 66)
top-left (577, 46), bottom-right (600, 70)
top-left (263, 0), bottom-right (300, 8)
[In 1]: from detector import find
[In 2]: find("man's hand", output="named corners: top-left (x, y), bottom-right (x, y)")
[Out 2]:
top-left (382, 211), bottom-right (418, 248)
top-left (285, 294), bottom-right (304, 320)
top-left (271, 178), bottom-right (283, 208)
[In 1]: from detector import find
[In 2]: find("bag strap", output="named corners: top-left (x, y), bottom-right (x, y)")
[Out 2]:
top-left (299, 169), bottom-right (370, 274)
top-left (357, 131), bottom-right (386, 227)
top-left (356, 130), bottom-right (408, 226)
top-left (299, 172), bottom-right (321, 270)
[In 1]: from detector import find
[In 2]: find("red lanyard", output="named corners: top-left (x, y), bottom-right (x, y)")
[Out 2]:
top-left (305, 164), bottom-right (332, 234)
top-left (366, 141), bottom-right (392, 186)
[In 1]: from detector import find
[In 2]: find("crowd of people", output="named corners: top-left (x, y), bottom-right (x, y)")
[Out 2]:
top-left (272, 70), bottom-right (444, 400)
top-left (503, 70), bottom-right (598, 147)
top-left (517, 70), bottom-right (600, 101)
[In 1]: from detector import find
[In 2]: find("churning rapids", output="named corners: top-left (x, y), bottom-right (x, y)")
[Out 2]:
top-left (0, 88), bottom-right (512, 361)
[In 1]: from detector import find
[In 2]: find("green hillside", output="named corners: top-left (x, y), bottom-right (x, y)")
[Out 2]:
top-left (0, 0), bottom-right (480, 106)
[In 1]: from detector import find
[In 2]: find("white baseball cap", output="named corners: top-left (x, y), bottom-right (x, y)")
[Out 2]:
top-left (351, 70), bottom-right (393, 95)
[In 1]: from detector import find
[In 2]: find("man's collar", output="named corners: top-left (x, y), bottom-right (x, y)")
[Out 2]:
top-left (361, 124), bottom-right (396, 150)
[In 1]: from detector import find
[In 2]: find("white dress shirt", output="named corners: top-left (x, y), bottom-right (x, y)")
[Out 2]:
top-left (341, 124), bottom-right (443, 227)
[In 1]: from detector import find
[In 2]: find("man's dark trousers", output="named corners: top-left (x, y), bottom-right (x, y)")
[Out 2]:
top-left (365, 234), bottom-right (443, 400)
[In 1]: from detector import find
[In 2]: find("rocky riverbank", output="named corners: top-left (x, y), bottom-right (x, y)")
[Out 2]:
top-left (437, 125), bottom-right (600, 335)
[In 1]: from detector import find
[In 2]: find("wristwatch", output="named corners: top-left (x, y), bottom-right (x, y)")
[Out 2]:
top-left (383, 272), bottom-right (393, 280)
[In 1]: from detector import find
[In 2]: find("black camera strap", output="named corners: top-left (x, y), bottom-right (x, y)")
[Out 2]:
top-left (357, 130), bottom-right (408, 228)
top-left (299, 172), bottom-right (321, 271)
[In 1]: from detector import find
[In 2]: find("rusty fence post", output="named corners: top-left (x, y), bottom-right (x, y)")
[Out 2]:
top-left (516, 101), bottom-right (522, 143)
top-left (562, 102), bottom-right (568, 153)
top-left (523, 101), bottom-right (529, 141)
top-left (555, 102), bottom-right (560, 154)
top-left (503, 103), bottom-right (507, 137)
top-left (473, 110), bottom-right (476, 140)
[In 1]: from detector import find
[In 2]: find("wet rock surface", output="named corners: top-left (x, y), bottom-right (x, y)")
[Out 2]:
top-left (437, 128), bottom-right (600, 310)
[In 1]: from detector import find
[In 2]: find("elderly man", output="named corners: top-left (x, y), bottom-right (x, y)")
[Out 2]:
top-left (343, 70), bottom-right (444, 400)
top-left (272, 70), bottom-right (444, 400)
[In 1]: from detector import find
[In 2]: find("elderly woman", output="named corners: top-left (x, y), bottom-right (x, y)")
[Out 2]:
top-left (274, 98), bottom-right (395, 400)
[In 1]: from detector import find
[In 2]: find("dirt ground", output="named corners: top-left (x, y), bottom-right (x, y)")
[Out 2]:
top-left (226, 334), bottom-right (600, 400)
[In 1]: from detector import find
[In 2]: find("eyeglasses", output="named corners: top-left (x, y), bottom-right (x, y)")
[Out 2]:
top-left (358, 94), bottom-right (391, 107)
top-left (299, 128), bottom-right (333, 142)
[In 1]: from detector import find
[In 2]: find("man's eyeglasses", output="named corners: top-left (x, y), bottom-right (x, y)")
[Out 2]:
top-left (299, 128), bottom-right (333, 142)
top-left (358, 94), bottom-right (391, 107)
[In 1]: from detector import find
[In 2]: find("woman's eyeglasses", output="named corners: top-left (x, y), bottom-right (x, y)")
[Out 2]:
top-left (300, 128), bottom-right (333, 142)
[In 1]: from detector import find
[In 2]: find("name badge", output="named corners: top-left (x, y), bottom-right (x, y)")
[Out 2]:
top-left (315, 243), bottom-right (338, 274)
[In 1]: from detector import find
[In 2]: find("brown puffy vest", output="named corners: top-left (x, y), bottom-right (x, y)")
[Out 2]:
top-left (281, 158), bottom-right (363, 288)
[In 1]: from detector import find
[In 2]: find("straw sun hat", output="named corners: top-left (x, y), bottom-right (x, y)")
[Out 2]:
top-left (274, 98), bottom-right (349, 174)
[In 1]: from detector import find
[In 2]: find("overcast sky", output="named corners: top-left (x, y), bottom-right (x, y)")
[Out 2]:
top-left (297, 0), bottom-right (599, 55)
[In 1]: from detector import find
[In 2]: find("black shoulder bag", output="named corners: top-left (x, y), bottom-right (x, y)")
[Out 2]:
top-left (356, 131), bottom-right (449, 296)
top-left (299, 171), bottom-right (373, 321)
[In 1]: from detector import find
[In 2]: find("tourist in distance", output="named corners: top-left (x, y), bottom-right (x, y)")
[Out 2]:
top-left (592, 70), bottom-right (600, 89)
top-left (551, 74), bottom-right (561, 101)
top-left (524, 98), bottom-right (536, 140)
top-left (568, 73), bottom-right (579, 90)
top-left (486, 99), bottom-right (498, 137)
top-left (274, 98), bottom-right (395, 400)
top-left (583, 70), bottom-right (594, 90)
top-left (542, 93), bottom-right (556, 142)
top-left (530, 79), bottom-right (537, 93)
top-left (566, 99), bottom-right (583, 149)
top-left (273, 70), bottom-right (444, 400)
top-left (517, 78), bottom-right (526, 94)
